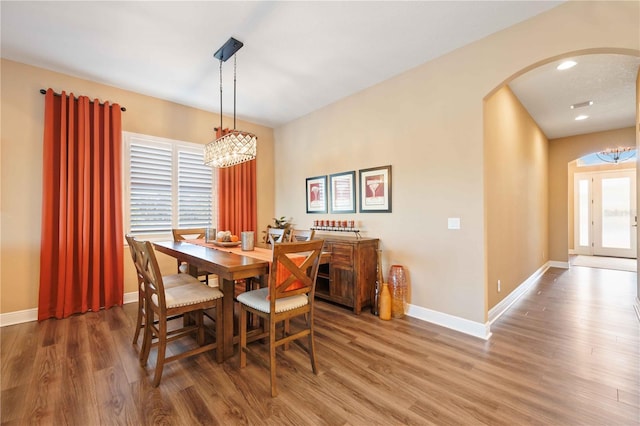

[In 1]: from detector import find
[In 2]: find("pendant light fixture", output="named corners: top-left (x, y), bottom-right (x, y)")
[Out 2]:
top-left (204, 37), bottom-right (257, 168)
top-left (596, 147), bottom-right (635, 164)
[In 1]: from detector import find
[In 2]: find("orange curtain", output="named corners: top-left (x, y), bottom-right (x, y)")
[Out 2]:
top-left (38, 89), bottom-right (124, 320)
top-left (216, 128), bottom-right (257, 235)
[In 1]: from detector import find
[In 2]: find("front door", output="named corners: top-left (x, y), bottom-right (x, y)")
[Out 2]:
top-left (574, 170), bottom-right (637, 258)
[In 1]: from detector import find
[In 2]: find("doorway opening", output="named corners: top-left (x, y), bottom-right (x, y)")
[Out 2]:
top-left (571, 152), bottom-right (637, 268)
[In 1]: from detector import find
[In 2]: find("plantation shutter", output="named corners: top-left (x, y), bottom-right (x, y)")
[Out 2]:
top-left (178, 149), bottom-right (213, 228)
top-left (129, 143), bottom-right (173, 234)
top-left (124, 132), bottom-right (214, 237)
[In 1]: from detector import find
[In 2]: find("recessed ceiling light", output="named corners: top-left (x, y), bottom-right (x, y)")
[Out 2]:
top-left (570, 100), bottom-right (593, 109)
top-left (575, 115), bottom-right (589, 121)
top-left (557, 60), bottom-right (577, 70)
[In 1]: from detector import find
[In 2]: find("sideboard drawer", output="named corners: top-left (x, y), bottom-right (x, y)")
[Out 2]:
top-left (331, 243), bottom-right (354, 267)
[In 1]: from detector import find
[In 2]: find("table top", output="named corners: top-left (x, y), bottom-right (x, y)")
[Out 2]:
top-left (153, 240), bottom-right (269, 278)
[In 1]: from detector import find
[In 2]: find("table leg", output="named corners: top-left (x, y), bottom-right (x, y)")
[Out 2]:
top-left (221, 277), bottom-right (235, 360)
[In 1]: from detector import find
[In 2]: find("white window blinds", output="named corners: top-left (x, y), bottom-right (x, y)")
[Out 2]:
top-left (123, 132), bottom-right (215, 238)
top-left (178, 150), bottom-right (213, 227)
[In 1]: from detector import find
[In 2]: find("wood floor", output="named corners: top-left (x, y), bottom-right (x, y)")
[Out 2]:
top-left (2, 265), bottom-right (639, 425)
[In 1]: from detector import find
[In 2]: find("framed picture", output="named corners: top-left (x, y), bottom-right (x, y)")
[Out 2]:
top-left (329, 171), bottom-right (356, 213)
top-left (306, 175), bottom-right (328, 213)
top-left (359, 165), bottom-right (392, 213)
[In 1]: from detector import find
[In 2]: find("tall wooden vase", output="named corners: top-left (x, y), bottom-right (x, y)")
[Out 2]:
top-left (379, 283), bottom-right (391, 320)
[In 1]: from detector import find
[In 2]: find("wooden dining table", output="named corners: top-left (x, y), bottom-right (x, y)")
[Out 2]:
top-left (152, 240), bottom-right (270, 361)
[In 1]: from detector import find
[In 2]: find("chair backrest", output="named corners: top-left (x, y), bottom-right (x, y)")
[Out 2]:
top-left (289, 229), bottom-right (315, 242)
top-left (172, 228), bottom-right (206, 241)
top-left (126, 234), bottom-right (145, 286)
top-left (131, 237), bottom-right (167, 313)
top-left (268, 240), bottom-right (324, 303)
top-left (267, 227), bottom-right (287, 244)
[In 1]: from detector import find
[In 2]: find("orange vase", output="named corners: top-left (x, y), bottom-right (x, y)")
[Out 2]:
top-left (379, 283), bottom-right (391, 320)
top-left (388, 265), bottom-right (407, 319)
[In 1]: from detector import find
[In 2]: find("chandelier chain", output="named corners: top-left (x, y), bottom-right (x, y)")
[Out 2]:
top-left (233, 55), bottom-right (237, 130)
top-left (219, 59), bottom-right (223, 132)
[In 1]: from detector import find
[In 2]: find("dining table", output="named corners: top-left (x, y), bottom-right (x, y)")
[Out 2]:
top-left (152, 240), bottom-right (271, 361)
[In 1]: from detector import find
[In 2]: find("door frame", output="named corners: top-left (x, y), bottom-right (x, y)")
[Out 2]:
top-left (573, 169), bottom-right (637, 258)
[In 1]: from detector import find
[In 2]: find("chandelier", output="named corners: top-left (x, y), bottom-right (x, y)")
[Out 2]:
top-left (204, 37), bottom-right (257, 168)
top-left (596, 147), bottom-right (635, 164)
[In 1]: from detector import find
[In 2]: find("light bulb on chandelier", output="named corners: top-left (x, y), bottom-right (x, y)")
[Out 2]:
top-left (204, 37), bottom-right (257, 168)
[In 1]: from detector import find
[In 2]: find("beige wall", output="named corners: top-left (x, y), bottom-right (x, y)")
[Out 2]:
top-left (484, 86), bottom-right (548, 310)
top-left (549, 127), bottom-right (636, 262)
top-left (0, 59), bottom-right (275, 313)
top-left (274, 1), bottom-right (639, 324)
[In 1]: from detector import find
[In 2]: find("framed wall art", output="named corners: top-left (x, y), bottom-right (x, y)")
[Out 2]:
top-left (306, 175), bottom-right (328, 213)
top-left (359, 165), bottom-right (392, 213)
top-left (329, 171), bottom-right (356, 213)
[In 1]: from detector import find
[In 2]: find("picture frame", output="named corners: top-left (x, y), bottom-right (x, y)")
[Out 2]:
top-left (329, 171), bottom-right (356, 213)
top-left (306, 175), bottom-right (328, 213)
top-left (359, 165), bottom-right (392, 213)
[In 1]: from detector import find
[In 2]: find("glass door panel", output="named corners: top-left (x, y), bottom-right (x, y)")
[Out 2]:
top-left (601, 177), bottom-right (631, 249)
top-left (593, 171), bottom-right (636, 258)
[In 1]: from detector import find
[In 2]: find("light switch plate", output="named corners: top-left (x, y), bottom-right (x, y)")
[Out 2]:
top-left (448, 217), bottom-right (461, 230)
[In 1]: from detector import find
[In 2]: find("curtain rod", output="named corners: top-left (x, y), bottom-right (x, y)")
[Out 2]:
top-left (39, 89), bottom-right (126, 112)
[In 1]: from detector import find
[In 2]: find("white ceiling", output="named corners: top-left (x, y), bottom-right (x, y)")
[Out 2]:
top-left (2, 1), bottom-right (637, 139)
top-left (509, 54), bottom-right (640, 139)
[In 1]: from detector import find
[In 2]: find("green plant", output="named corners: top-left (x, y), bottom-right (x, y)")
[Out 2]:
top-left (272, 216), bottom-right (291, 229)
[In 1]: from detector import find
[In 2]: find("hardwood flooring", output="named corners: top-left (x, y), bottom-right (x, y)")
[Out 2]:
top-left (1, 265), bottom-right (639, 425)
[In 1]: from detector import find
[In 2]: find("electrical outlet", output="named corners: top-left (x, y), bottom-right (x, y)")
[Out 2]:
top-left (497, 279), bottom-right (501, 292)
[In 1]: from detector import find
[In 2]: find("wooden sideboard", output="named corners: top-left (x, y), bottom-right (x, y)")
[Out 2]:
top-left (314, 235), bottom-right (379, 314)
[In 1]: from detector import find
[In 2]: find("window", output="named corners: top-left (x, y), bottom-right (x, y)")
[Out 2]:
top-left (123, 132), bottom-right (216, 238)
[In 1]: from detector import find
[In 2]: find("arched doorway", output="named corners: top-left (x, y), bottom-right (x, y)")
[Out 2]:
top-left (484, 49), bottom-right (640, 320)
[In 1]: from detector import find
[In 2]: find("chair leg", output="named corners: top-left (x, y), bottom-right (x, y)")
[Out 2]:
top-left (239, 306), bottom-right (247, 368)
top-left (139, 309), bottom-right (153, 365)
top-left (269, 319), bottom-right (278, 397)
top-left (196, 311), bottom-right (205, 346)
top-left (308, 317), bottom-right (318, 374)
top-left (215, 301), bottom-right (223, 363)
top-left (283, 319), bottom-right (290, 351)
top-left (132, 290), bottom-right (144, 345)
top-left (152, 317), bottom-right (167, 387)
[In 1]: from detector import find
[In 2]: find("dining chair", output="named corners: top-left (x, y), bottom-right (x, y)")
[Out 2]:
top-left (266, 227), bottom-right (287, 245)
top-left (237, 239), bottom-right (324, 397)
top-left (126, 234), bottom-right (195, 345)
top-left (131, 236), bottom-right (224, 387)
top-left (172, 228), bottom-right (217, 286)
top-left (288, 229), bottom-right (315, 242)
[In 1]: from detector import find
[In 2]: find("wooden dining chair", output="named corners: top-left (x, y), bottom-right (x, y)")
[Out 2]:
top-left (288, 229), bottom-right (315, 242)
top-left (126, 234), bottom-right (195, 345)
top-left (266, 227), bottom-right (287, 245)
top-left (237, 239), bottom-right (324, 397)
top-left (131, 236), bottom-right (224, 387)
top-left (172, 228), bottom-right (216, 286)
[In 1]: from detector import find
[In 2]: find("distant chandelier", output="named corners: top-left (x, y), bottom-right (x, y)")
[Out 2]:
top-left (204, 37), bottom-right (257, 168)
top-left (596, 147), bottom-right (635, 164)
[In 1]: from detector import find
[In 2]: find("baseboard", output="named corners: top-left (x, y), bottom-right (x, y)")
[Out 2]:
top-left (488, 262), bottom-right (550, 325)
top-left (0, 308), bottom-right (38, 327)
top-left (0, 291), bottom-right (138, 327)
top-left (548, 260), bottom-right (570, 269)
top-left (568, 249), bottom-right (576, 255)
top-left (123, 291), bottom-right (138, 304)
top-left (406, 304), bottom-right (492, 340)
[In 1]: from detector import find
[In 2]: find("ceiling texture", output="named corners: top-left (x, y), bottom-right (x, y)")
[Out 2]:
top-left (2, 1), bottom-right (638, 139)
